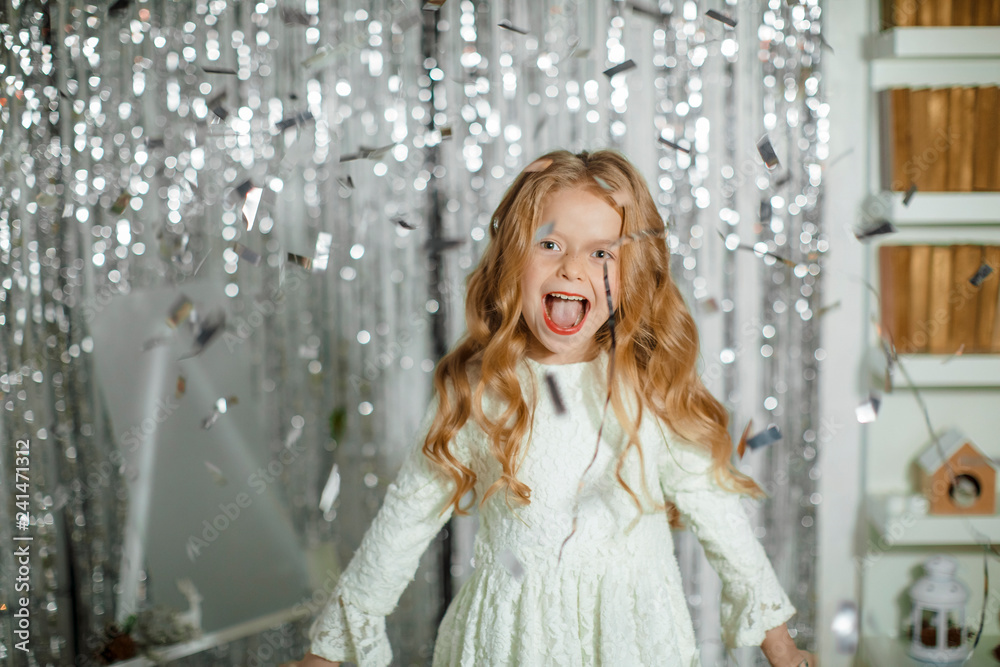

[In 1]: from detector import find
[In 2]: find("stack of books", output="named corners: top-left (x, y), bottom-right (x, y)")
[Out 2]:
top-left (882, 0), bottom-right (1000, 27)
top-left (879, 245), bottom-right (1000, 354)
top-left (880, 86), bottom-right (1000, 192)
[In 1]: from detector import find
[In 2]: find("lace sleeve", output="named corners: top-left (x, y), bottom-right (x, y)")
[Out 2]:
top-left (309, 396), bottom-right (468, 666)
top-left (656, 427), bottom-right (796, 649)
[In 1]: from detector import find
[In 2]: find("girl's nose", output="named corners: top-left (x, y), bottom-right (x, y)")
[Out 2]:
top-left (558, 253), bottom-right (586, 280)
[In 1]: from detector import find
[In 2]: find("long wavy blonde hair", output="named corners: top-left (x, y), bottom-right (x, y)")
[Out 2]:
top-left (422, 149), bottom-right (763, 525)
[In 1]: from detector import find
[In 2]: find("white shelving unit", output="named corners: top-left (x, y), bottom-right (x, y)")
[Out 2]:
top-left (867, 494), bottom-right (1000, 546)
top-left (869, 26), bottom-right (1000, 88)
top-left (865, 192), bottom-right (1000, 225)
top-left (860, 10), bottom-right (1000, 667)
top-left (873, 353), bottom-right (1000, 390)
top-left (870, 26), bottom-right (1000, 58)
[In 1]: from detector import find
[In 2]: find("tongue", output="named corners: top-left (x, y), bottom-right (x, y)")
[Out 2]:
top-left (548, 298), bottom-right (584, 329)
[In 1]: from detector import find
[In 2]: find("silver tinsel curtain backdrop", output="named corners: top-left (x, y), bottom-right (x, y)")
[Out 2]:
top-left (0, 0), bottom-right (827, 664)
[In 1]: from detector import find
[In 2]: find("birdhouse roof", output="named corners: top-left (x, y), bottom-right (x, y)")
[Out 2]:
top-left (917, 428), bottom-right (986, 474)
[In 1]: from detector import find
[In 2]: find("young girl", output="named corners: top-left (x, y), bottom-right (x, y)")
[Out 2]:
top-left (287, 150), bottom-right (815, 667)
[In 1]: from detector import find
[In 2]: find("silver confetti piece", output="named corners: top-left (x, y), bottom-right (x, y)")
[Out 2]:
top-left (242, 186), bottom-right (263, 230)
top-left (534, 221), bottom-right (555, 243)
top-left (854, 219), bottom-right (897, 241)
top-left (203, 461), bottom-right (228, 486)
top-left (319, 463), bottom-right (341, 516)
top-left (312, 232), bottom-right (333, 272)
top-left (201, 65), bottom-right (238, 75)
top-left (167, 295), bottom-right (193, 328)
top-left (498, 19), bottom-right (529, 34)
top-left (602, 59), bottom-right (637, 78)
top-left (231, 242), bottom-right (261, 267)
top-left (544, 372), bottom-right (567, 416)
top-left (497, 548), bottom-right (525, 580)
top-left (902, 183), bottom-right (917, 206)
top-left (287, 252), bottom-right (313, 270)
top-left (275, 110), bottom-right (315, 132)
top-left (831, 601), bottom-right (859, 653)
top-left (746, 425), bottom-right (781, 450)
top-left (705, 9), bottom-right (737, 27)
top-left (657, 136), bottom-right (692, 154)
top-left (756, 135), bottom-right (780, 169)
top-left (969, 263), bottom-right (993, 287)
top-left (855, 395), bottom-right (880, 424)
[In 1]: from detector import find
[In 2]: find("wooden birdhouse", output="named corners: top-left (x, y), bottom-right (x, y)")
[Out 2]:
top-left (916, 429), bottom-right (996, 516)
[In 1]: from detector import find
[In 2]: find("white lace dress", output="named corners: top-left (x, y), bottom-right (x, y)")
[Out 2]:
top-left (309, 353), bottom-right (795, 666)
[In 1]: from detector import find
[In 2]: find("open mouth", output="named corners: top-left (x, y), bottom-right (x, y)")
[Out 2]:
top-left (542, 292), bottom-right (589, 335)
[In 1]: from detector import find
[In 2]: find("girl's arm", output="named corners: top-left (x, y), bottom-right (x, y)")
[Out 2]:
top-left (761, 624), bottom-right (817, 667)
top-left (656, 429), bottom-right (799, 654)
top-left (305, 396), bottom-right (470, 666)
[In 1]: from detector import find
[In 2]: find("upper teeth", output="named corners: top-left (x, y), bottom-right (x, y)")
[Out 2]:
top-left (551, 294), bottom-right (584, 300)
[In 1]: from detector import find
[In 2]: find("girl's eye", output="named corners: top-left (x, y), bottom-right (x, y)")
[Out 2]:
top-left (540, 241), bottom-right (559, 251)
top-left (593, 249), bottom-right (613, 260)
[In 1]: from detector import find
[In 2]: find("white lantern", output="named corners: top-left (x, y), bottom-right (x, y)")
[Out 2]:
top-left (908, 555), bottom-right (969, 665)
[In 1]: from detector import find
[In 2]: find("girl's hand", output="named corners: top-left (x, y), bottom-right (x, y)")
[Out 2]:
top-left (761, 623), bottom-right (816, 667)
top-left (279, 653), bottom-right (341, 667)
top-left (787, 651), bottom-right (817, 667)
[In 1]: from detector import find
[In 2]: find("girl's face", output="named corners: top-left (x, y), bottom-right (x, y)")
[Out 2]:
top-left (520, 186), bottom-right (623, 365)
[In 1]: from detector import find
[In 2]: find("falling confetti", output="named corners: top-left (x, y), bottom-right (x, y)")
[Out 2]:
top-left (855, 395), bottom-right (880, 424)
top-left (746, 425), bottom-right (782, 450)
top-left (176, 376), bottom-right (186, 399)
top-left (312, 233), bottom-right (334, 273)
top-left (201, 65), bottom-right (238, 75)
top-left (657, 136), bottom-right (692, 154)
top-left (902, 183), bottom-right (917, 206)
top-left (756, 135), bottom-right (780, 169)
top-left (275, 110), bottom-right (315, 131)
top-left (110, 191), bottom-right (132, 215)
top-left (287, 252), bottom-right (313, 271)
top-left (241, 186), bottom-right (264, 231)
top-left (969, 263), bottom-right (994, 287)
top-left (497, 19), bottom-right (529, 34)
top-left (393, 217), bottom-right (418, 230)
top-left (627, 0), bottom-right (668, 20)
top-left (534, 221), bottom-right (555, 243)
top-left (854, 219), bottom-right (897, 241)
top-left (759, 198), bottom-right (773, 224)
top-left (337, 175), bottom-right (355, 190)
top-left (425, 238), bottom-right (467, 253)
top-left (497, 548), bottom-right (526, 580)
top-left (180, 309), bottom-right (225, 359)
top-left (208, 92), bottom-right (229, 120)
top-left (203, 461), bottom-right (228, 486)
top-left (705, 9), bottom-right (737, 27)
top-left (231, 242), bottom-right (262, 267)
top-left (602, 59), bottom-right (637, 78)
top-left (831, 601), bottom-right (859, 653)
top-left (108, 0), bottom-right (130, 16)
top-left (544, 372), bottom-right (567, 415)
top-left (202, 396), bottom-right (237, 430)
top-left (167, 296), bottom-right (193, 328)
top-left (319, 463), bottom-right (341, 516)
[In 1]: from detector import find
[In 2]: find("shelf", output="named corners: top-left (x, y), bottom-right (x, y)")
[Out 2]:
top-left (867, 495), bottom-right (1000, 546)
top-left (870, 27), bottom-right (1000, 58)
top-left (860, 636), bottom-right (1000, 666)
top-left (865, 192), bottom-right (1000, 225)
top-left (889, 354), bottom-right (1000, 389)
top-left (871, 59), bottom-right (1000, 88)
